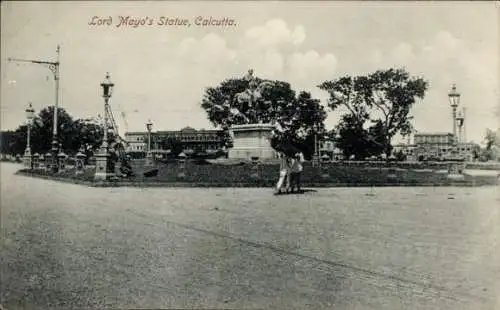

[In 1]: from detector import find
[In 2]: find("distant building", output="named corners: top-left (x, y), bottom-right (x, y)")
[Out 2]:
top-left (393, 84), bottom-right (481, 162)
top-left (414, 132), bottom-right (455, 145)
top-left (124, 132), bottom-right (147, 152)
top-left (393, 132), bottom-right (477, 161)
top-left (124, 126), bottom-right (224, 155)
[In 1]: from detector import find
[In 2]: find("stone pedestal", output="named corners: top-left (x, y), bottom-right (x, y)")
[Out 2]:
top-left (23, 148), bottom-right (32, 169)
top-left (32, 153), bottom-right (40, 169)
top-left (228, 124), bottom-right (277, 159)
top-left (177, 153), bottom-right (187, 179)
top-left (94, 146), bottom-right (115, 181)
top-left (75, 151), bottom-right (86, 176)
top-left (146, 151), bottom-right (154, 166)
top-left (45, 152), bottom-right (52, 170)
top-left (447, 162), bottom-right (465, 181)
top-left (39, 155), bottom-right (45, 170)
top-left (58, 152), bottom-right (67, 172)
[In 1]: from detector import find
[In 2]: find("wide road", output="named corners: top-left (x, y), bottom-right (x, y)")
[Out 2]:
top-left (1, 162), bottom-right (499, 310)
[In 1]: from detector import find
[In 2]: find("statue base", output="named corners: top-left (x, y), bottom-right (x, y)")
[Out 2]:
top-left (228, 124), bottom-right (277, 160)
top-left (145, 152), bottom-right (154, 166)
top-left (23, 148), bottom-right (32, 169)
top-left (447, 163), bottom-right (465, 181)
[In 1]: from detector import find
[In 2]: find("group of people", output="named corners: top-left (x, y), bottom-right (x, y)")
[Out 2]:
top-left (275, 151), bottom-right (305, 194)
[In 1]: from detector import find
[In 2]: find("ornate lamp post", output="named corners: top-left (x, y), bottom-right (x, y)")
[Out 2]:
top-left (9, 45), bottom-right (61, 172)
top-left (24, 102), bottom-right (35, 169)
top-left (312, 123), bottom-right (320, 167)
top-left (75, 147), bottom-right (87, 176)
top-left (146, 119), bottom-right (153, 166)
top-left (177, 152), bottom-right (187, 179)
top-left (94, 72), bottom-right (115, 181)
top-left (448, 84), bottom-right (460, 144)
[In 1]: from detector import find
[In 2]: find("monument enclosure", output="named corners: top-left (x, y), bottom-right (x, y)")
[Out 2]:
top-left (228, 123), bottom-right (277, 159)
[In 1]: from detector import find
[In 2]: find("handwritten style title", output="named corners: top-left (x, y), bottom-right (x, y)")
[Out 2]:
top-left (89, 16), bottom-right (237, 28)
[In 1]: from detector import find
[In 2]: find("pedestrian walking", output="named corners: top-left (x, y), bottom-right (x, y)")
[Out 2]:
top-left (275, 152), bottom-right (292, 194)
top-left (290, 151), bottom-right (305, 193)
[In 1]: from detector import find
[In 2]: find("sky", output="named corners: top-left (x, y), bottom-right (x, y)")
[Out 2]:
top-left (1, 1), bottom-right (499, 144)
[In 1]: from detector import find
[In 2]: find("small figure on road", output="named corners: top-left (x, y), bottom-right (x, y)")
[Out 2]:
top-left (275, 152), bottom-right (292, 194)
top-left (289, 151), bottom-right (304, 193)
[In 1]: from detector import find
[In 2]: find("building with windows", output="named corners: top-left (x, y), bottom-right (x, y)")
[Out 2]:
top-left (154, 127), bottom-right (224, 153)
top-left (392, 132), bottom-right (477, 161)
top-left (414, 132), bottom-right (455, 145)
top-left (124, 132), bottom-right (147, 152)
top-left (124, 126), bottom-right (224, 155)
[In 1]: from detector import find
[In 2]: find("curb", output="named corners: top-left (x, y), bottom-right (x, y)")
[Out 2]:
top-left (15, 171), bottom-right (498, 188)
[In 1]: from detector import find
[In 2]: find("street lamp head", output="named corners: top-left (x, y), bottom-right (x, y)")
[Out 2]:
top-left (448, 84), bottom-right (460, 108)
top-left (25, 102), bottom-right (35, 121)
top-left (146, 119), bottom-right (153, 132)
top-left (100, 72), bottom-right (114, 98)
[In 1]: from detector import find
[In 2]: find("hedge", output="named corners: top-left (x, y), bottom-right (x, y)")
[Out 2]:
top-left (16, 160), bottom-right (499, 187)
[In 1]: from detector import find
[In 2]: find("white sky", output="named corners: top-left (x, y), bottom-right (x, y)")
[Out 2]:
top-left (1, 1), bottom-right (499, 143)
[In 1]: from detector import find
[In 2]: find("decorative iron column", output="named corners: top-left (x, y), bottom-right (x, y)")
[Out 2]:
top-left (94, 72), bottom-right (116, 181)
top-left (8, 45), bottom-right (61, 172)
top-left (24, 102), bottom-right (35, 169)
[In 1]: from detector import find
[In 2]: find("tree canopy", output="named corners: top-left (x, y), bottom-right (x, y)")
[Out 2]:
top-left (1, 106), bottom-right (106, 157)
top-left (480, 128), bottom-right (500, 161)
top-left (200, 71), bottom-right (327, 159)
top-left (319, 68), bottom-right (428, 158)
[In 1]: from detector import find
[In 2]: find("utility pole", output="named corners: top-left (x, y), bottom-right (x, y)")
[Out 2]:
top-left (8, 45), bottom-right (61, 172)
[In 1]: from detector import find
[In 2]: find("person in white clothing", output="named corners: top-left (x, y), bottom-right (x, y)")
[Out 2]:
top-left (275, 152), bottom-right (292, 194)
top-left (289, 152), bottom-right (304, 193)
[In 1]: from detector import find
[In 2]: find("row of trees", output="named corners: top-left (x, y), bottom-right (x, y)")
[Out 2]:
top-left (200, 68), bottom-right (428, 160)
top-left (3, 67), bottom-right (496, 162)
top-left (0, 107), bottom-right (105, 158)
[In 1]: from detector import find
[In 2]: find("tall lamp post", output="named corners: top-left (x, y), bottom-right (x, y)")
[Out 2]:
top-left (94, 72), bottom-right (115, 181)
top-left (9, 45), bottom-right (61, 173)
top-left (146, 119), bottom-right (153, 166)
top-left (24, 102), bottom-right (35, 169)
top-left (448, 84), bottom-right (460, 144)
top-left (313, 123), bottom-right (320, 167)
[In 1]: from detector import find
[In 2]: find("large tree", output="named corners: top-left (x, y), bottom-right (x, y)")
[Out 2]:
top-left (6, 106), bottom-right (105, 157)
top-left (333, 114), bottom-right (384, 160)
top-left (201, 76), bottom-right (296, 129)
top-left (480, 128), bottom-right (500, 161)
top-left (484, 128), bottom-right (500, 150)
top-left (200, 72), bottom-right (327, 159)
top-left (319, 68), bottom-right (428, 158)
